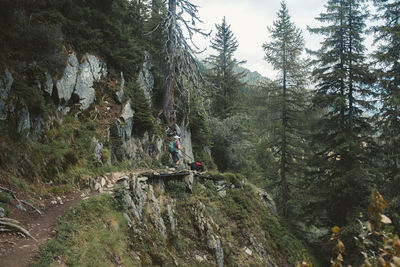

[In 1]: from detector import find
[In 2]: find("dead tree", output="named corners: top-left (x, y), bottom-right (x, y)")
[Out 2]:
top-left (163, 0), bottom-right (210, 129)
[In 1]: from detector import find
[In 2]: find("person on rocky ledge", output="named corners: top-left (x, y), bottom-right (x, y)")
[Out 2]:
top-left (168, 135), bottom-right (182, 169)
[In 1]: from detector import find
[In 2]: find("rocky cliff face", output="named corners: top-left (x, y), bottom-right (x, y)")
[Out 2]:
top-left (0, 50), bottom-right (190, 165)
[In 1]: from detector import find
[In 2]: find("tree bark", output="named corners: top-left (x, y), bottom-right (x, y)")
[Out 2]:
top-left (164, 0), bottom-right (177, 128)
top-left (281, 46), bottom-right (288, 218)
top-left (348, 1), bottom-right (354, 132)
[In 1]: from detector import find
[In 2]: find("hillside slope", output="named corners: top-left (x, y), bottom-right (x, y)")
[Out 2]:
top-left (32, 171), bottom-right (311, 266)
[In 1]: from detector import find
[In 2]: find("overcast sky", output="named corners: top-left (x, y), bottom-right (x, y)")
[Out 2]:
top-left (192, 0), bottom-right (328, 78)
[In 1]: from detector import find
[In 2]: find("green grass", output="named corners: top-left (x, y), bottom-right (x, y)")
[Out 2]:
top-left (194, 171), bottom-right (314, 266)
top-left (8, 176), bottom-right (30, 192)
top-left (32, 194), bottom-right (136, 267)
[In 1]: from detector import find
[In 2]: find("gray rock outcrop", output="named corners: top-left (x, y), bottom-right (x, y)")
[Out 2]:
top-left (138, 51), bottom-right (154, 102)
top-left (115, 72), bottom-right (126, 104)
top-left (167, 202), bottom-right (177, 234)
top-left (91, 137), bottom-right (103, 164)
top-left (179, 124), bottom-right (194, 163)
top-left (17, 101), bottom-right (31, 135)
top-left (116, 100), bottom-right (135, 141)
top-left (56, 53), bottom-right (79, 106)
top-left (74, 58), bottom-right (95, 110)
top-left (56, 53), bottom-right (107, 110)
top-left (193, 200), bottom-right (223, 267)
top-left (74, 54), bottom-right (107, 110)
top-left (44, 72), bottom-right (53, 95)
top-left (256, 187), bottom-right (277, 214)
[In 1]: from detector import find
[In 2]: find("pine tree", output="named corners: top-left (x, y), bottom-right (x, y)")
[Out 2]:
top-left (262, 1), bottom-right (309, 217)
top-left (306, 0), bottom-right (375, 239)
top-left (206, 16), bottom-right (245, 119)
top-left (372, 0), bottom-right (400, 227)
top-left (143, 0), bottom-right (168, 108)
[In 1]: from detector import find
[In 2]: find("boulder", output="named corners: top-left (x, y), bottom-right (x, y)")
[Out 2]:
top-left (216, 180), bottom-right (227, 198)
top-left (256, 187), bottom-right (277, 214)
top-left (74, 57), bottom-right (95, 110)
top-left (86, 54), bottom-right (106, 80)
top-left (91, 137), bottom-right (103, 163)
top-left (115, 72), bottom-right (126, 104)
top-left (44, 72), bottom-right (53, 95)
top-left (56, 53), bottom-right (79, 106)
top-left (185, 172), bottom-right (194, 192)
top-left (245, 247), bottom-right (253, 256)
top-left (195, 255), bottom-right (204, 263)
top-left (116, 100), bottom-right (135, 140)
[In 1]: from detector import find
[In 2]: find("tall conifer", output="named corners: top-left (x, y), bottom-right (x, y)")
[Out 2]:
top-left (206, 17), bottom-right (244, 119)
top-left (372, 0), bottom-right (400, 226)
top-left (306, 0), bottom-right (374, 235)
top-left (262, 1), bottom-right (308, 217)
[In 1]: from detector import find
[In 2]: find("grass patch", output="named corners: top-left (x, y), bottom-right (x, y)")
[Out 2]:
top-left (205, 171), bottom-right (245, 188)
top-left (0, 191), bottom-right (12, 204)
top-left (32, 194), bottom-right (136, 267)
top-left (165, 180), bottom-right (188, 199)
top-left (8, 176), bottom-right (30, 192)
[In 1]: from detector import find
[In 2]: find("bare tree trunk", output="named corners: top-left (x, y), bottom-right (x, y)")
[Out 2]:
top-left (348, 1), bottom-right (354, 133)
top-left (164, 0), bottom-right (177, 128)
top-left (281, 66), bottom-right (288, 218)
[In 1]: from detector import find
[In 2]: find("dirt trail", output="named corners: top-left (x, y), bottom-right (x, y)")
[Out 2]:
top-left (0, 190), bottom-right (93, 267)
top-left (0, 170), bottom-right (154, 267)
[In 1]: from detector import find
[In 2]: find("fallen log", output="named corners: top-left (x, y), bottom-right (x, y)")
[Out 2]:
top-left (0, 217), bottom-right (21, 225)
top-left (0, 186), bottom-right (42, 215)
top-left (0, 221), bottom-right (37, 241)
top-left (20, 200), bottom-right (42, 215)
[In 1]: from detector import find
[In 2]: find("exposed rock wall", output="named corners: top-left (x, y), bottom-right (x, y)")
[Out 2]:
top-left (175, 124), bottom-right (195, 164)
top-left (0, 50), bottom-right (194, 166)
top-left (137, 51), bottom-right (154, 103)
top-left (56, 52), bottom-right (107, 110)
top-left (86, 170), bottom-right (284, 267)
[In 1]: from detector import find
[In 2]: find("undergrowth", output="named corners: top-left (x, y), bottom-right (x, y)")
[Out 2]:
top-left (32, 194), bottom-right (136, 267)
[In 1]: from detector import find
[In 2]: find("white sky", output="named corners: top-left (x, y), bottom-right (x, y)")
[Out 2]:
top-left (192, 0), bottom-right (328, 78)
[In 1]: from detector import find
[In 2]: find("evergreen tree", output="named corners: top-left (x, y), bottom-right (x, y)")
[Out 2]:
top-left (206, 16), bottom-right (245, 119)
top-left (262, 1), bottom-right (308, 217)
top-left (305, 0), bottom-right (375, 261)
top-left (143, 0), bottom-right (168, 108)
top-left (372, 0), bottom-right (400, 228)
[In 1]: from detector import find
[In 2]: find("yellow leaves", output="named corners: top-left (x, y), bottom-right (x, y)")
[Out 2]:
top-left (297, 261), bottom-right (313, 267)
top-left (330, 226), bottom-right (348, 267)
top-left (394, 236), bottom-right (400, 256)
top-left (336, 240), bottom-right (345, 254)
top-left (365, 221), bottom-right (373, 232)
top-left (361, 259), bottom-right (372, 267)
top-left (393, 257), bottom-right (400, 267)
top-left (381, 214), bottom-right (392, 224)
top-left (369, 190), bottom-right (387, 220)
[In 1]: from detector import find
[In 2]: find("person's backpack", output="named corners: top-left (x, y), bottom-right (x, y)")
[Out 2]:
top-left (168, 141), bottom-right (175, 153)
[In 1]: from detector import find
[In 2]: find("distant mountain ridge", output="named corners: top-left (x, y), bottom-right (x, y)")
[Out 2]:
top-left (233, 65), bottom-right (271, 86)
top-left (200, 61), bottom-right (270, 86)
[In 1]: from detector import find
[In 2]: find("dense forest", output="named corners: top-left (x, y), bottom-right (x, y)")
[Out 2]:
top-left (0, 0), bottom-right (400, 266)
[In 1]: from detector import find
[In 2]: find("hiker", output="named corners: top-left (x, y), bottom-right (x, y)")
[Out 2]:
top-left (168, 135), bottom-right (182, 167)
